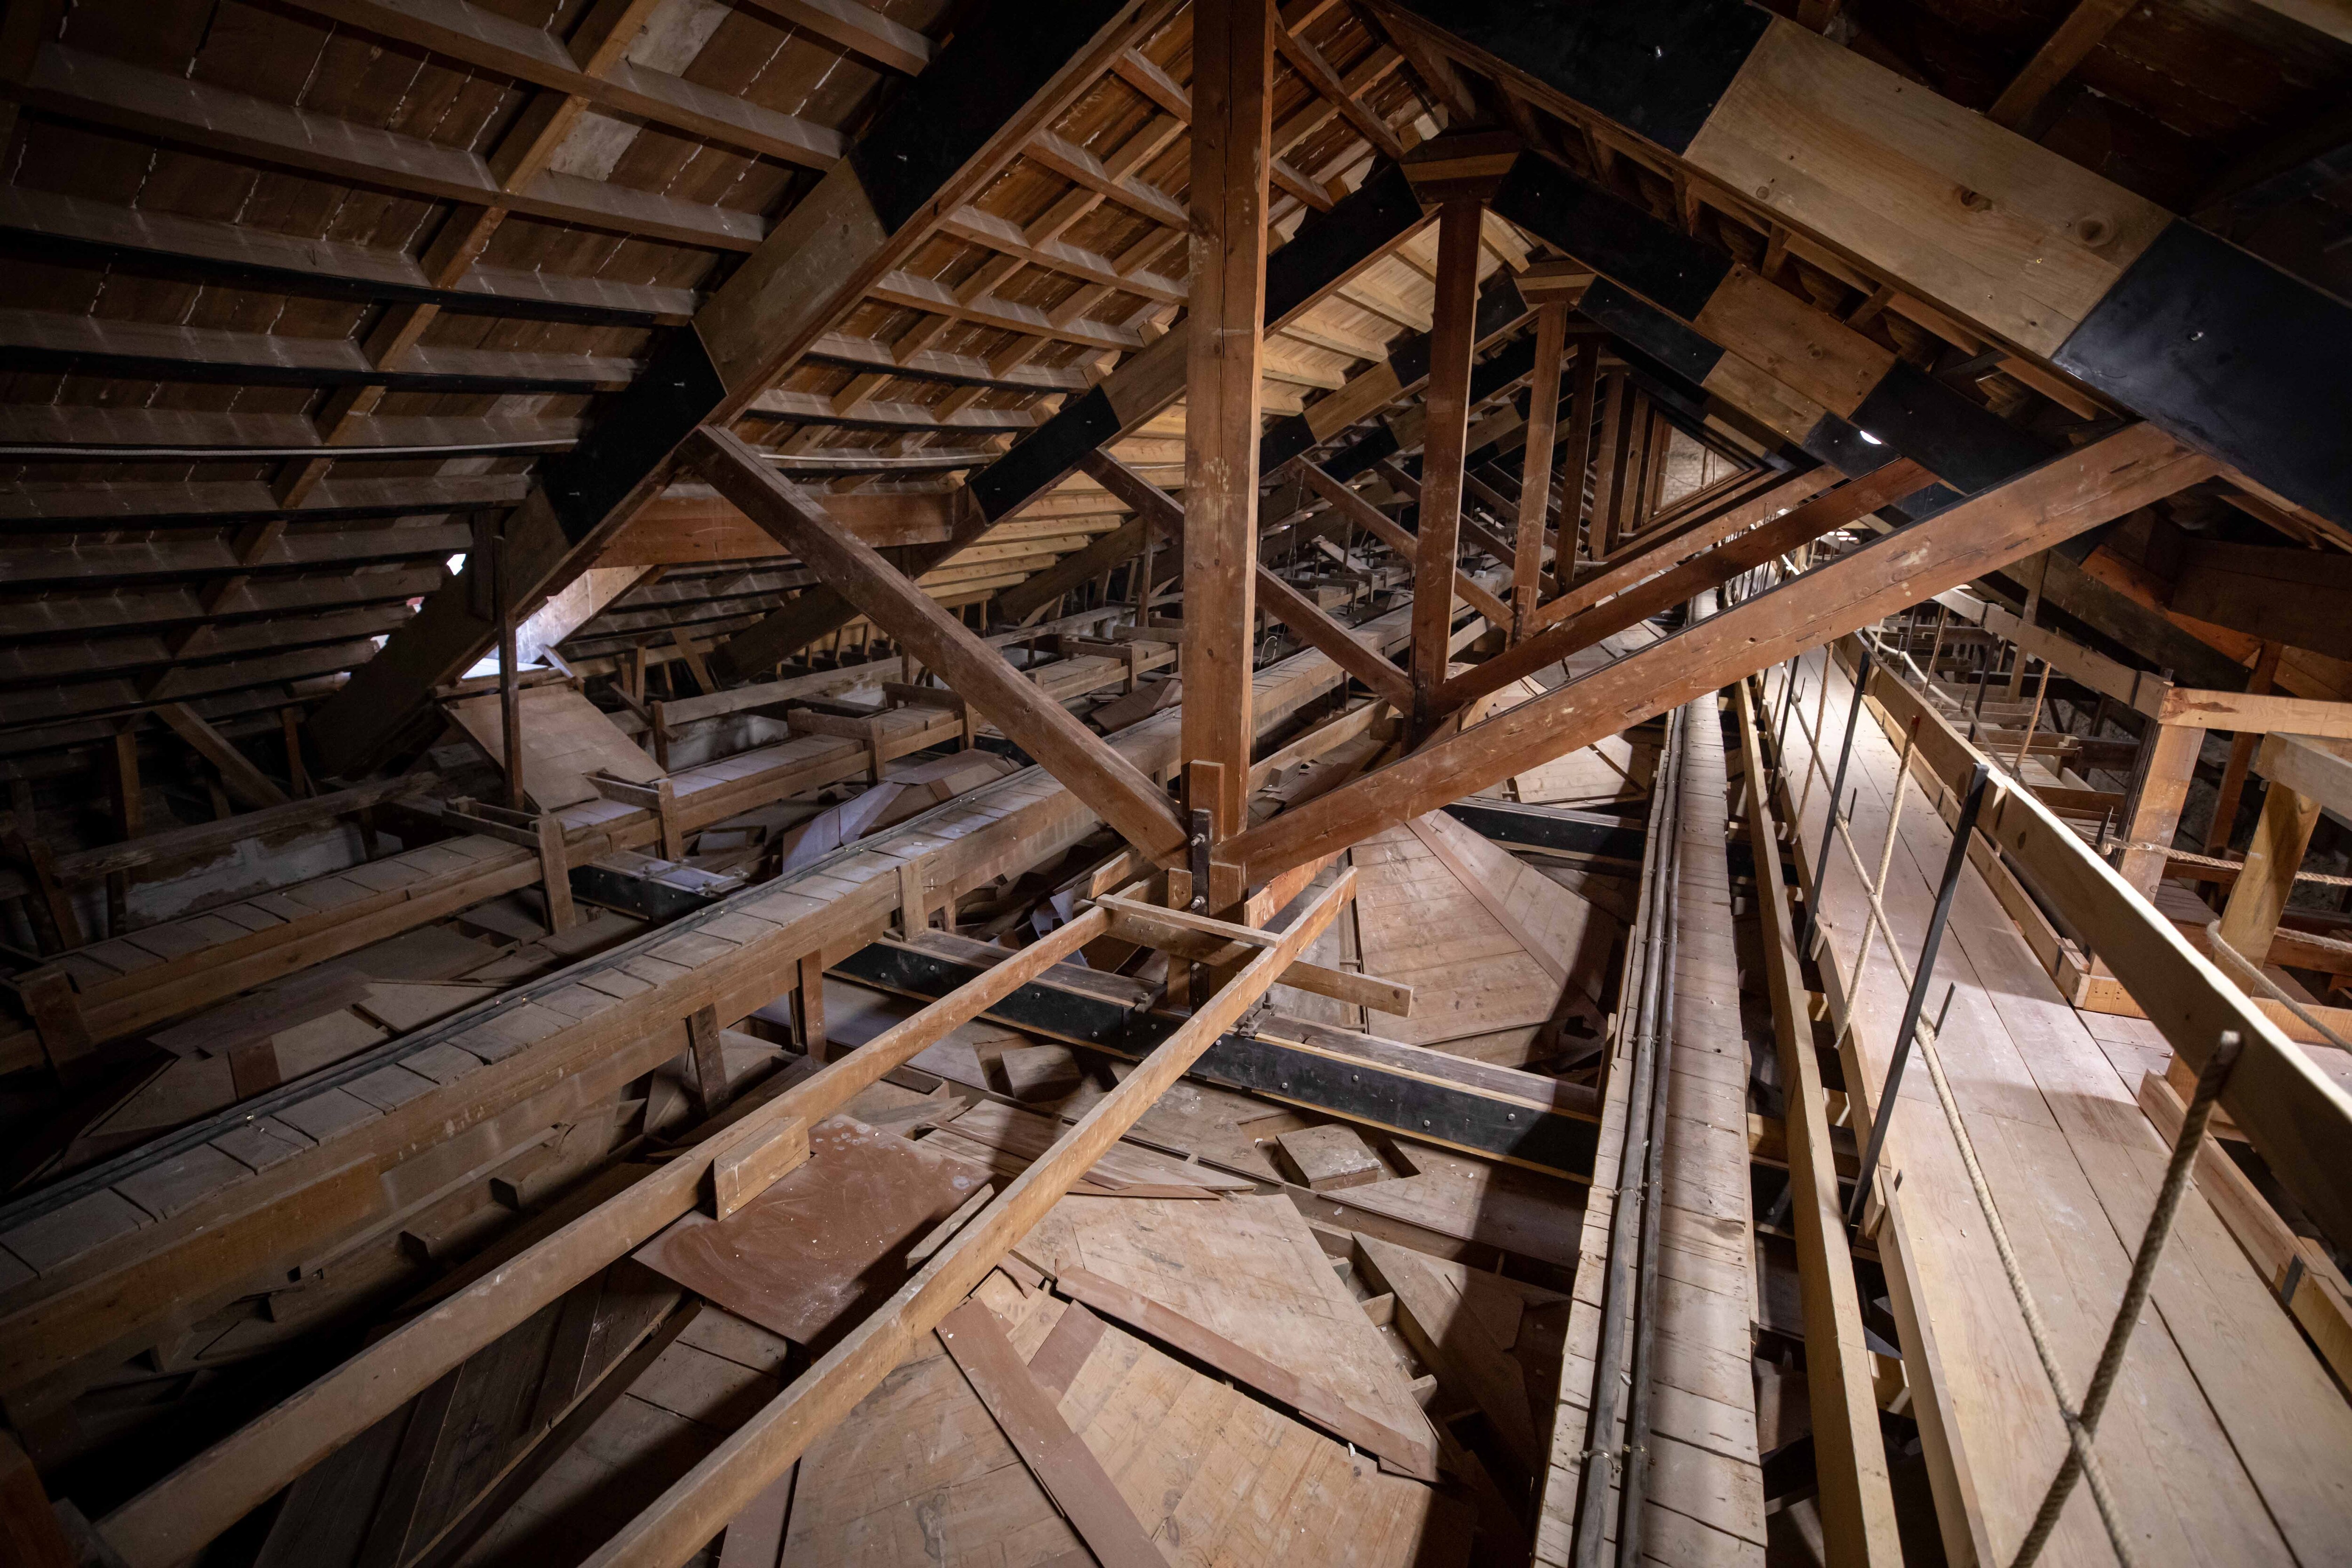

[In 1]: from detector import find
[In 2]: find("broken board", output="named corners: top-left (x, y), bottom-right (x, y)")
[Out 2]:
top-left (634, 1116), bottom-right (991, 1348)
top-left (1015, 1194), bottom-right (1437, 1474)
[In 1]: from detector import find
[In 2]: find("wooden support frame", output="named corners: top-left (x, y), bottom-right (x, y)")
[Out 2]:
top-left (1224, 425), bottom-right (2217, 880)
top-left (568, 874), bottom-right (1358, 1568)
top-left (1253, 567), bottom-right (1415, 709)
top-left (1407, 197), bottom-right (1487, 715)
top-left (1180, 0), bottom-right (1274, 842)
top-left (1843, 646), bottom-right (2352, 1255)
top-left (1734, 677), bottom-right (1903, 1563)
top-left (94, 906), bottom-right (1119, 1568)
top-left (1434, 458), bottom-right (1930, 717)
top-left (1511, 301), bottom-right (1570, 635)
top-left (689, 426), bottom-right (1191, 864)
top-left (2214, 780), bottom-right (2321, 963)
top-left (588, 772), bottom-right (683, 860)
top-left (154, 702), bottom-right (292, 810)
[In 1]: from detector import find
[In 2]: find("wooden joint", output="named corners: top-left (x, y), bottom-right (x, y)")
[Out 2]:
top-left (707, 1114), bottom-right (810, 1220)
top-left (18, 968), bottom-right (98, 1088)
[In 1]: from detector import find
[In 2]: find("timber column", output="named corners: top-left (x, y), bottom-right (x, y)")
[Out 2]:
top-left (1400, 133), bottom-right (1516, 737)
top-left (1181, 0), bottom-right (1275, 844)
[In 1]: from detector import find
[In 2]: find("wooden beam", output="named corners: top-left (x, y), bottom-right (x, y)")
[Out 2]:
top-left (1853, 651), bottom-right (2352, 1258)
top-left (1254, 567), bottom-right (1415, 709)
top-left (1183, 0), bottom-right (1276, 842)
top-left (1510, 302), bottom-right (1570, 635)
top-left (1225, 424), bottom-right (2217, 879)
top-left (1733, 677), bottom-right (1903, 1565)
top-left (688, 427), bottom-right (1191, 864)
top-left (1987, 0), bottom-right (2135, 129)
top-left (1409, 198), bottom-right (1487, 717)
top-left (1530, 465), bottom-right (1841, 636)
top-left (154, 703), bottom-right (292, 810)
top-left (2170, 539), bottom-right (2352, 663)
top-left (95, 907), bottom-right (1117, 1568)
top-left (2215, 781), bottom-right (2323, 964)
top-left (571, 874), bottom-right (1360, 1568)
top-left (1436, 459), bottom-right (1931, 716)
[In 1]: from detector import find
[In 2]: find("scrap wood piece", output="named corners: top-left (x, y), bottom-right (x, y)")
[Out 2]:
top-left (1017, 1192), bottom-right (1438, 1479)
top-left (938, 1299), bottom-right (1167, 1568)
top-left (1278, 1123), bottom-right (1389, 1190)
top-left (1056, 1265), bottom-right (1438, 1480)
top-left (633, 1116), bottom-right (990, 1348)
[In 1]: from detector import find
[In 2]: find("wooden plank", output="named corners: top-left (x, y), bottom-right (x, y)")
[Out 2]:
top-left (936, 1298), bottom-right (1164, 1567)
top-left (1732, 679), bottom-right (1901, 1563)
top-left (1227, 424), bottom-right (2218, 880)
top-left (689, 427), bottom-right (1190, 865)
top-left (567, 871), bottom-right (1359, 1567)
top-left (637, 1116), bottom-right (988, 1345)
top-left (1056, 1263), bottom-right (1438, 1479)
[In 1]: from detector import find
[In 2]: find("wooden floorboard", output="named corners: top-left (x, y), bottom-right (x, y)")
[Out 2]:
top-left (1784, 645), bottom-right (2352, 1567)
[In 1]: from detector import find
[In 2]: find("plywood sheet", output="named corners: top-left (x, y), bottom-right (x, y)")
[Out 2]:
top-left (634, 1116), bottom-right (990, 1348)
top-left (446, 683), bottom-right (663, 810)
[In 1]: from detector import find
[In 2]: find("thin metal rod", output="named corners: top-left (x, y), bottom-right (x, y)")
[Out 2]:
top-left (1847, 761), bottom-right (1993, 1225)
top-left (2011, 1031), bottom-right (2245, 1567)
top-left (495, 527), bottom-right (524, 813)
top-left (1571, 701), bottom-right (1684, 1568)
top-left (1615, 703), bottom-right (1684, 1568)
top-left (1801, 645), bottom-right (1873, 952)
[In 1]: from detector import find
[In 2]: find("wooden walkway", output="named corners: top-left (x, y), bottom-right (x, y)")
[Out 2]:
top-left (1536, 696), bottom-right (1766, 1567)
top-left (1784, 646), bottom-right (2352, 1567)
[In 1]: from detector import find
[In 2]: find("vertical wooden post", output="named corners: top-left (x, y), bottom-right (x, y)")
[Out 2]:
top-left (109, 724), bottom-right (142, 938)
top-left (1589, 369), bottom-right (1629, 557)
top-left (683, 1004), bottom-right (728, 1121)
top-left (535, 812), bottom-right (578, 933)
top-left (280, 707), bottom-right (312, 798)
top-left (495, 526), bottom-right (525, 812)
top-left (1559, 340), bottom-right (1599, 567)
top-left (1511, 302), bottom-right (1569, 638)
top-left (2216, 781), bottom-right (2320, 964)
top-left (0, 1431), bottom-right (75, 1568)
top-left (1180, 0), bottom-right (1273, 843)
top-left (2204, 639), bottom-right (2281, 856)
top-left (2006, 553), bottom-right (2049, 700)
top-left (2115, 722), bottom-right (2204, 899)
top-left (796, 952), bottom-right (829, 1062)
top-left (1410, 196), bottom-right (1486, 724)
